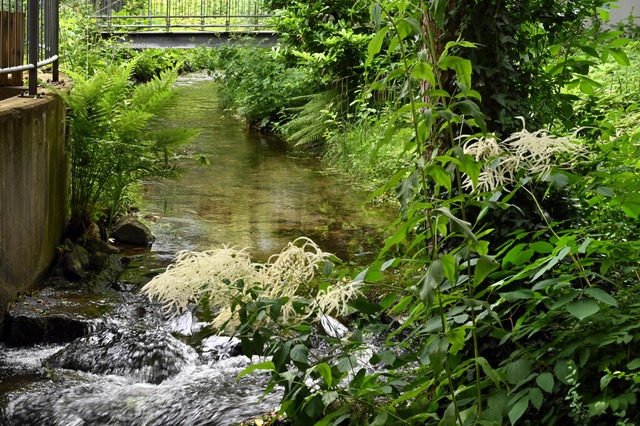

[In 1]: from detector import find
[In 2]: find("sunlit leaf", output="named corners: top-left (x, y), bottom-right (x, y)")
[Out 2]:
top-left (237, 361), bottom-right (275, 378)
top-left (366, 26), bottom-right (389, 67)
top-left (438, 56), bottom-right (473, 92)
top-left (440, 253), bottom-right (457, 286)
top-left (411, 60), bottom-right (436, 86)
top-left (610, 48), bottom-right (630, 66)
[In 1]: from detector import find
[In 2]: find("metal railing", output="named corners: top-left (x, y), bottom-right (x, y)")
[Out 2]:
top-left (0, 0), bottom-right (58, 96)
top-left (93, 0), bottom-right (271, 32)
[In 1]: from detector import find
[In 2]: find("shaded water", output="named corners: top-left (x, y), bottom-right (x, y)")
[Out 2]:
top-left (0, 73), bottom-right (390, 425)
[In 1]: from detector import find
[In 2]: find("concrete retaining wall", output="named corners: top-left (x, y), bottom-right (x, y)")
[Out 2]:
top-left (0, 91), bottom-right (67, 317)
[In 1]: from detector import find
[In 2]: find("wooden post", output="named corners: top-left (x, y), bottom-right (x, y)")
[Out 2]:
top-left (0, 11), bottom-right (25, 86)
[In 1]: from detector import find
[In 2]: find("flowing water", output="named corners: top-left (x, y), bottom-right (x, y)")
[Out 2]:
top-left (0, 73), bottom-right (390, 425)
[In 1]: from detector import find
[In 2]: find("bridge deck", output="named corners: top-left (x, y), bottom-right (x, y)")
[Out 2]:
top-left (105, 30), bottom-right (277, 48)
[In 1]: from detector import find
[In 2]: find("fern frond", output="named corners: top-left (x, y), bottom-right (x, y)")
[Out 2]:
top-left (282, 90), bottom-right (341, 149)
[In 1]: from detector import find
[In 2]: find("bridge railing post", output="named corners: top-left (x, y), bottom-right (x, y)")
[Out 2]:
top-left (225, 0), bottom-right (229, 31)
top-left (165, 0), bottom-right (170, 31)
top-left (28, 0), bottom-right (38, 95)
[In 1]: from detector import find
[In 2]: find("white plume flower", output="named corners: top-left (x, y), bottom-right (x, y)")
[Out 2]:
top-left (462, 118), bottom-right (589, 191)
top-left (141, 237), bottom-right (359, 334)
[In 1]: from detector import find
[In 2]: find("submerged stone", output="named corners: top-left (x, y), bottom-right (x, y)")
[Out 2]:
top-left (45, 326), bottom-right (198, 384)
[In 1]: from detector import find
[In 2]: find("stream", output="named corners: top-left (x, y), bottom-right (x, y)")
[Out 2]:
top-left (0, 73), bottom-right (389, 425)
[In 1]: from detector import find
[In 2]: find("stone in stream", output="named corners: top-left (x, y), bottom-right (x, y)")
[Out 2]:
top-left (45, 326), bottom-right (198, 384)
top-left (62, 244), bottom-right (91, 280)
top-left (111, 216), bottom-right (156, 247)
top-left (2, 288), bottom-right (122, 347)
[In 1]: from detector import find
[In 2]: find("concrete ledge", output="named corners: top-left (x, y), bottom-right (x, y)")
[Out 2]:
top-left (0, 83), bottom-right (68, 319)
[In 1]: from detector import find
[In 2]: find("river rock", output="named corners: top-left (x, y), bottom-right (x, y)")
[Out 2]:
top-left (62, 244), bottom-right (90, 280)
top-left (46, 326), bottom-right (198, 384)
top-left (111, 217), bottom-right (155, 247)
top-left (2, 288), bottom-right (121, 346)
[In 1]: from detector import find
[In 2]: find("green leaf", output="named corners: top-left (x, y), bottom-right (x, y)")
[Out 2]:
top-left (390, 295), bottom-right (413, 314)
top-left (290, 344), bottom-right (309, 367)
top-left (371, 350), bottom-right (397, 366)
top-left (529, 387), bottom-right (543, 410)
top-left (447, 328), bottom-right (466, 355)
top-left (503, 244), bottom-right (531, 268)
top-left (435, 207), bottom-right (477, 242)
top-left (596, 186), bottom-right (614, 197)
top-left (370, 2), bottom-right (382, 29)
top-left (554, 360), bottom-right (574, 385)
top-left (566, 299), bottom-right (600, 320)
top-left (608, 37), bottom-right (630, 48)
top-left (304, 394), bottom-right (324, 418)
top-left (411, 60), bottom-right (436, 86)
top-left (419, 259), bottom-right (444, 307)
top-left (426, 164), bottom-right (451, 192)
top-left (508, 396), bottom-right (529, 425)
top-left (505, 359), bottom-right (533, 385)
top-left (476, 357), bottom-right (505, 387)
top-left (314, 409), bottom-right (349, 426)
top-left (396, 168), bottom-right (420, 213)
top-left (367, 26), bottom-right (389, 67)
top-left (529, 241), bottom-right (553, 254)
top-left (371, 412), bottom-right (389, 426)
top-left (438, 56), bottom-right (473, 92)
top-left (429, 0), bottom-right (448, 30)
top-left (314, 362), bottom-right (333, 387)
top-left (440, 253), bottom-right (457, 286)
top-left (622, 201), bottom-right (640, 219)
top-left (610, 48), bottom-right (630, 66)
top-left (337, 355), bottom-right (358, 373)
top-left (584, 288), bottom-right (618, 307)
top-left (237, 361), bottom-right (275, 378)
top-left (627, 358), bottom-right (640, 370)
top-left (474, 254), bottom-right (499, 286)
top-left (321, 390), bottom-right (339, 406)
top-left (536, 372), bottom-right (555, 393)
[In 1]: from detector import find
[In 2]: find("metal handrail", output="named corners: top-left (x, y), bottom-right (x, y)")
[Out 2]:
top-left (0, 0), bottom-right (59, 96)
top-left (92, 0), bottom-right (270, 32)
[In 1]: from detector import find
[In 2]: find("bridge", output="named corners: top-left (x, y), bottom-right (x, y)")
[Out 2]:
top-left (92, 0), bottom-right (276, 48)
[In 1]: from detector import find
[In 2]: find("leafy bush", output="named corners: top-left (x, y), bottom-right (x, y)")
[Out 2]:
top-left (57, 63), bottom-right (198, 236)
top-left (179, 2), bottom-right (640, 425)
top-left (204, 44), bottom-right (317, 130)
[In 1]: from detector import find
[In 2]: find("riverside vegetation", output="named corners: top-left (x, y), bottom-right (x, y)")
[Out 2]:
top-left (57, 0), bottom-right (640, 424)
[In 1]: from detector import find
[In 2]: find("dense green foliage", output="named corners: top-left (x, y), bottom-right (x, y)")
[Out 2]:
top-left (58, 0), bottom-right (640, 423)
top-left (57, 63), bottom-right (198, 235)
top-left (201, 1), bottom-right (640, 425)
